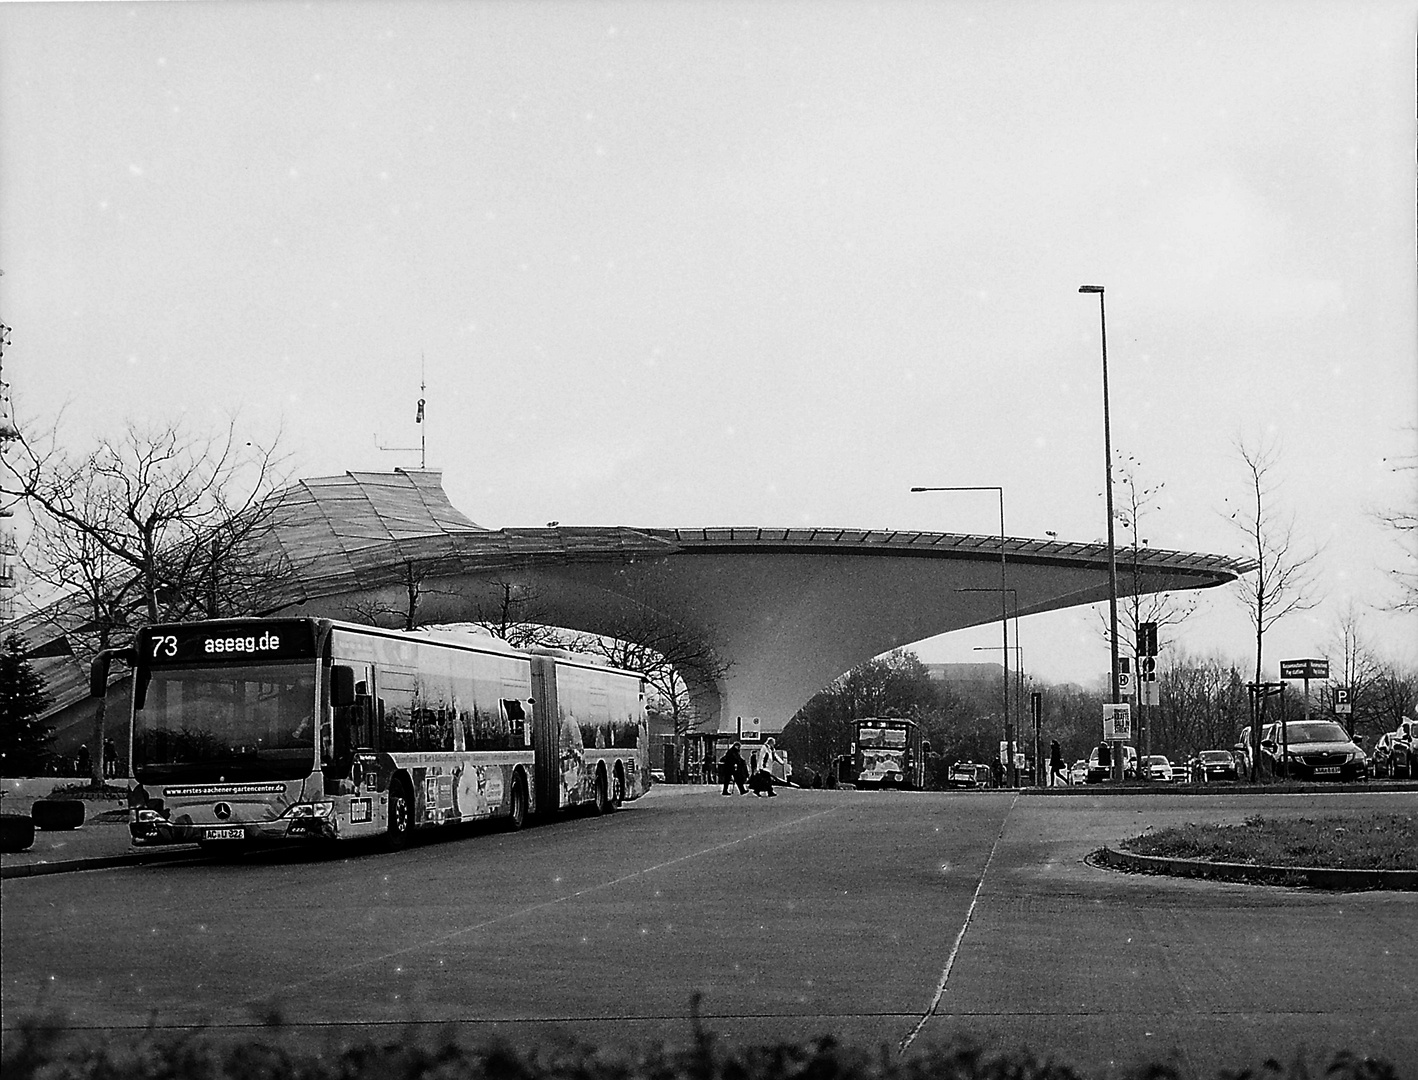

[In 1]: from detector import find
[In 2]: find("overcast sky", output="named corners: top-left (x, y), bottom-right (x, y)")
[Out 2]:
top-left (2, 0), bottom-right (1414, 687)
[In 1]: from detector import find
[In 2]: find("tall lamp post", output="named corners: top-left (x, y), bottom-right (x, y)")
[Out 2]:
top-left (1080, 284), bottom-right (1123, 781)
top-left (911, 485), bottom-right (1011, 785)
top-left (961, 586), bottom-right (1023, 783)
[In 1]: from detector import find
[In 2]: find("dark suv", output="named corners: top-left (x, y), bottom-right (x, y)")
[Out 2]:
top-left (1259, 721), bottom-right (1367, 781)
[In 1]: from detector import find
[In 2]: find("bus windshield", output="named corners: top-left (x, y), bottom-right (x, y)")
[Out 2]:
top-left (134, 662), bottom-right (318, 783)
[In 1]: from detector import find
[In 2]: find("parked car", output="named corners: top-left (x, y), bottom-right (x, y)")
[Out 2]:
top-left (1192, 749), bottom-right (1239, 783)
top-left (1067, 759), bottom-right (1088, 786)
top-left (1259, 720), bottom-right (1368, 781)
top-left (1236, 724), bottom-right (1278, 777)
top-left (1382, 718), bottom-right (1416, 779)
top-left (1143, 755), bottom-right (1174, 782)
top-left (1086, 744), bottom-right (1137, 782)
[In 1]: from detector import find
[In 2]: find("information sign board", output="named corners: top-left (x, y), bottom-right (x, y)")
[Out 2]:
top-left (1280, 658), bottom-right (1329, 680)
top-left (1334, 686), bottom-right (1352, 715)
top-left (1102, 703), bottom-right (1132, 741)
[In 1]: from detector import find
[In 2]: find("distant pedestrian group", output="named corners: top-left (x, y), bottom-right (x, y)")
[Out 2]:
top-left (718, 739), bottom-right (777, 798)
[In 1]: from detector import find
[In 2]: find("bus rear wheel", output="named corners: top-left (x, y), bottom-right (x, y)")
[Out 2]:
top-left (611, 767), bottom-right (625, 808)
top-left (592, 770), bottom-right (609, 816)
top-left (507, 776), bottom-right (528, 831)
top-left (386, 780), bottom-right (413, 849)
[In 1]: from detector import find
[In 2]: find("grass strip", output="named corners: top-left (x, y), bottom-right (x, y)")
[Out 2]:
top-left (1121, 813), bottom-right (1417, 871)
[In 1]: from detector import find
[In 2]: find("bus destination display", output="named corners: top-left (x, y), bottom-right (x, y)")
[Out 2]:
top-left (141, 621), bottom-right (317, 665)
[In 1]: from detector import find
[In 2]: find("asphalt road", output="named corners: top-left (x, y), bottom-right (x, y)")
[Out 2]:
top-left (2, 786), bottom-right (1415, 1077)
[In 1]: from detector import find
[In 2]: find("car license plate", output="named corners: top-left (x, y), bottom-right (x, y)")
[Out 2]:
top-left (205, 827), bottom-right (244, 840)
top-left (1314, 766), bottom-right (1340, 776)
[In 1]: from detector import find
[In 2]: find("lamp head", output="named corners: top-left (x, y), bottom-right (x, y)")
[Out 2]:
top-left (1079, 285), bottom-right (1104, 293)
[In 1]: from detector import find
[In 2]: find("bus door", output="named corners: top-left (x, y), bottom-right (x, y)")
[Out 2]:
top-left (326, 661), bottom-right (378, 798)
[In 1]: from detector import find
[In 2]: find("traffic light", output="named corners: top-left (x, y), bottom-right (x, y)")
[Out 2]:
top-left (1137, 621), bottom-right (1158, 657)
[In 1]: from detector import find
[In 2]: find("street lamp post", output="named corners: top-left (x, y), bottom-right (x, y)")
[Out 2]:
top-left (911, 485), bottom-right (1011, 785)
top-left (962, 586), bottom-right (1024, 783)
top-left (1080, 284), bottom-right (1123, 781)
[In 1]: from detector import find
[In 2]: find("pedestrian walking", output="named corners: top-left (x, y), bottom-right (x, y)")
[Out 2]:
top-left (103, 738), bottom-right (118, 778)
top-left (76, 743), bottom-right (91, 779)
top-left (1049, 739), bottom-right (1065, 786)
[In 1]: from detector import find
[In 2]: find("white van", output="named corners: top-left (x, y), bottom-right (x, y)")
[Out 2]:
top-left (1086, 743), bottom-right (1137, 782)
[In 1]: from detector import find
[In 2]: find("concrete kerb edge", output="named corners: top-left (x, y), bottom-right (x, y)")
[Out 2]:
top-left (1, 847), bottom-right (202, 879)
top-left (1092, 846), bottom-right (1418, 891)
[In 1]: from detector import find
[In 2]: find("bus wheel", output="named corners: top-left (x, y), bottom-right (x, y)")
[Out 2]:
top-left (507, 776), bottom-right (528, 831)
top-left (386, 781), bottom-right (413, 849)
top-left (592, 770), bottom-right (609, 816)
top-left (611, 767), bottom-right (625, 808)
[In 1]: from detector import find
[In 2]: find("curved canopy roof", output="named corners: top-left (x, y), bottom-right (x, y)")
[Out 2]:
top-left (259, 470), bottom-right (1253, 730)
top-left (13, 469), bottom-right (1253, 733)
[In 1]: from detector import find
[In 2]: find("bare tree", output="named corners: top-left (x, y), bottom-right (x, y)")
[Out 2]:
top-left (1227, 434), bottom-right (1321, 684)
top-left (581, 613), bottom-right (729, 749)
top-left (341, 556), bottom-right (478, 632)
top-left (1378, 425), bottom-right (1417, 612)
top-left (1324, 602), bottom-right (1384, 741)
top-left (2, 414), bottom-right (290, 785)
top-left (465, 579), bottom-right (587, 650)
top-left (1226, 434), bottom-right (1321, 779)
top-left (4, 415), bottom-right (290, 623)
top-left (1105, 456), bottom-right (1198, 646)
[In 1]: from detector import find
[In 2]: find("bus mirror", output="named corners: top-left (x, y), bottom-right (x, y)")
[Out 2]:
top-left (90, 645), bottom-right (137, 698)
top-left (330, 665), bottom-right (356, 708)
top-left (89, 654), bottom-right (111, 698)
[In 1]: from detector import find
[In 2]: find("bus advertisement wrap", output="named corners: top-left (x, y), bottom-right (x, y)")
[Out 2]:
top-left (120, 618), bottom-right (649, 852)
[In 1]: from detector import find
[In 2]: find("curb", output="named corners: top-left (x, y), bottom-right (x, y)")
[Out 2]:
top-left (1093, 846), bottom-right (1418, 891)
top-left (2, 846), bottom-right (203, 880)
top-left (1029, 780), bottom-right (1418, 796)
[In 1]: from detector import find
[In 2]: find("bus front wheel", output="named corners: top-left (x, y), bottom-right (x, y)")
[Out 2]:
top-left (592, 770), bottom-right (609, 815)
top-left (386, 781), bottom-right (413, 849)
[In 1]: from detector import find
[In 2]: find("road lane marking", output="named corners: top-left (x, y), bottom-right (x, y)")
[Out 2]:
top-left (260, 806), bottom-right (840, 1002)
top-left (898, 791), bottom-right (1017, 1054)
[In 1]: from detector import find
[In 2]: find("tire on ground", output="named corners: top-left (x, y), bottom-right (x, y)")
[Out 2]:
top-left (386, 778), bottom-right (414, 849)
top-left (506, 773), bottom-right (529, 830)
top-left (32, 799), bottom-right (86, 831)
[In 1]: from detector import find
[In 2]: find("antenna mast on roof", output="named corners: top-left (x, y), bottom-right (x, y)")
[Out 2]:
top-left (376, 354), bottom-right (427, 469)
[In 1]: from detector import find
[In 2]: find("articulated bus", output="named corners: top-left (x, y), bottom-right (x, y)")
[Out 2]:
top-left (95, 618), bottom-right (649, 850)
top-left (852, 717), bottom-right (926, 789)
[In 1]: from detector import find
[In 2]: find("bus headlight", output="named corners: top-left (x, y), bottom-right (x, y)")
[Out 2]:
top-left (284, 802), bottom-right (335, 819)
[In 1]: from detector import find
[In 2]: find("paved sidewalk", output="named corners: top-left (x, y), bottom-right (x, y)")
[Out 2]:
top-left (1, 796), bottom-right (199, 879)
top-left (0, 783), bottom-right (718, 878)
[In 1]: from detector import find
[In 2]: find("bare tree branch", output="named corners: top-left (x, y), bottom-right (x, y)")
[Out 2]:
top-left (1227, 433), bottom-right (1322, 684)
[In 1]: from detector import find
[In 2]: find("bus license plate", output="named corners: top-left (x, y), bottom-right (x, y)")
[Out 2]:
top-left (205, 827), bottom-right (245, 841)
top-left (1314, 767), bottom-right (1340, 776)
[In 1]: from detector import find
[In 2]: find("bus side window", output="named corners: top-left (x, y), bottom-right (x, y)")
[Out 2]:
top-left (503, 699), bottom-right (527, 750)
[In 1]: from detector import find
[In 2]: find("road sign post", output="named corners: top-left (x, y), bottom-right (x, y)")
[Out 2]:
top-left (1334, 685), bottom-right (1352, 734)
top-left (1136, 622), bottom-right (1158, 756)
top-left (1031, 691), bottom-right (1043, 788)
top-left (1280, 660), bottom-right (1329, 774)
